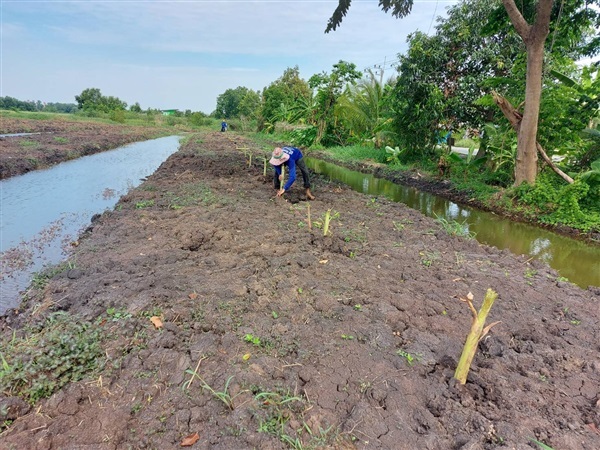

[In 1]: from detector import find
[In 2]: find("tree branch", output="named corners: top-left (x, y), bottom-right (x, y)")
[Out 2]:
top-left (325, 0), bottom-right (352, 33)
top-left (501, 0), bottom-right (531, 40)
top-left (537, 142), bottom-right (574, 184)
top-left (492, 91), bottom-right (574, 184)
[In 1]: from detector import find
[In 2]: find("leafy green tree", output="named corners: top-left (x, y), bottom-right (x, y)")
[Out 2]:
top-left (75, 88), bottom-right (126, 112)
top-left (0, 96), bottom-right (36, 111)
top-left (325, 0), bottom-right (600, 186)
top-left (237, 89), bottom-right (261, 120)
top-left (215, 86), bottom-right (253, 119)
top-left (260, 66), bottom-right (311, 131)
top-left (378, 0), bottom-right (522, 159)
top-left (130, 102), bottom-right (142, 113)
top-left (308, 60), bottom-right (362, 145)
top-left (389, 34), bottom-right (447, 156)
top-left (75, 88), bottom-right (103, 111)
top-left (101, 96), bottom-right (127, 112)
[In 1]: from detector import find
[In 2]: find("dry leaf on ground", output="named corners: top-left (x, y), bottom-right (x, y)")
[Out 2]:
top-left (180, 432), bottom-right (200, 446)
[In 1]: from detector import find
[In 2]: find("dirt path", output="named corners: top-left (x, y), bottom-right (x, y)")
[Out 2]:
top-left (1, 131), bottom-right (599, 450)
top-left (0, 117), bottom-right (171, 179)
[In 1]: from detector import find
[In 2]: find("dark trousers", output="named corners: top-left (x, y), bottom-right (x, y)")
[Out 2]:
top-left (273, 158), bottom-right (311, 189)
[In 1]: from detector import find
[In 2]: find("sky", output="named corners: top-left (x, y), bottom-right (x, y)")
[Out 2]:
top-left (1, 0), bottom-right (456, 114)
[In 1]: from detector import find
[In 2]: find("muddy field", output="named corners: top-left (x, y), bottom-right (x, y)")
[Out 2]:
top-left (0, 117), bottom-right (172, 179)
top-left (1, 130), bottom-right (599, 450)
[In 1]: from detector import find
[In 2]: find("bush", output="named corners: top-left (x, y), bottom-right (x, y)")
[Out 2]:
top-left (109, 109), bottom-right (126, 123)
top-left (512, 171), bottom-right (600, 232)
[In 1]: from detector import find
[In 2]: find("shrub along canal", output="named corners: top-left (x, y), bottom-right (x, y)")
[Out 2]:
top-left (306, 158), bottom-right (600, 290)
top-left (0, 136), bottom-right (182, 313)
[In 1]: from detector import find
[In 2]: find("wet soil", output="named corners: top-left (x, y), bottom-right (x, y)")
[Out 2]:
top-left (0, 117), bottom-right (172, 179)
top-left (1, 130), bottom-right (599, 450)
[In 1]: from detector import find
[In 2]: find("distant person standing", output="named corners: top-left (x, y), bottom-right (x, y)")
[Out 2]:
top-left (221, 120), bottom-right (228, 132)
top-left (270, 146), bottom-right (315, 200)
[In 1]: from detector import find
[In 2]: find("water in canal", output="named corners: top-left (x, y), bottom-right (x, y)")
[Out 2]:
top-left (0, 136), bottom-right (181, 313)
top-left (306, 158), bottom-right (600, 289)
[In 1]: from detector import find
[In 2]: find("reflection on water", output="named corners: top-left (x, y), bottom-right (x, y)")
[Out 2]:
top-left (0, 136), bottom-right (181, 313)
top-left (306, 158), bottom-right (600, 289)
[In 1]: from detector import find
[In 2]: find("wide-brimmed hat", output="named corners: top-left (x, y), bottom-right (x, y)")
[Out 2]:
top-left (270, 147), bottom-right (290, 166)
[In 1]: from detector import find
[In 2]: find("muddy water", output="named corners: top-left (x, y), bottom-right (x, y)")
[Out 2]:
top-left (0, 136), bottom-right (181, 313)
top-left (306, 158), bottom-right (600, 289)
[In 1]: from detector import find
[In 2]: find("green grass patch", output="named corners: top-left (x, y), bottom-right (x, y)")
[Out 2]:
top-left (18, 139), bottom-right (40, 148)
top-left (164, 182), bottom-right (218, 209)
top-left (323, 144), bottom-right (387, 164)
top-left (135, 199), bottom-right (155, 209)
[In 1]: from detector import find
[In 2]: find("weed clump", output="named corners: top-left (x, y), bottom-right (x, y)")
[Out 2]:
top-left (0, 312), bottom-right (103, 404)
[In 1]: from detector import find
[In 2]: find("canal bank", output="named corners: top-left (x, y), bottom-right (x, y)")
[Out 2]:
top-left (305, 158), bottom-right (600, 289)
top-left (1, 131), bottom-right (598, 450)
top-left (0, 116), bottom-right (174, 179)
top-left (0, 135), bottom-right (182, 313)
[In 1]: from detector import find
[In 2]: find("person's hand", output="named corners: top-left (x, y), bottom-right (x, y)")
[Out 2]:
top-left (278, 175), bottom-right (283, 181)
top-left (276, 189), bottom-right (285, 197)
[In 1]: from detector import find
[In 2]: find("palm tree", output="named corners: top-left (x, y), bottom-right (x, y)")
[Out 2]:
top-left (335, 70), bottom-right (395, 147)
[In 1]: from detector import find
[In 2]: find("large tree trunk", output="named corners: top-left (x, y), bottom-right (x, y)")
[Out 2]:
top-left (515, 43), bottom-right (544, 185)
top-left (502, 0), bottom-right (553, 186)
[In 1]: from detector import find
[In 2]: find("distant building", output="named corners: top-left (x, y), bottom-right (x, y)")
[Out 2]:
top-left (161, 109), bottom-right (178, 116)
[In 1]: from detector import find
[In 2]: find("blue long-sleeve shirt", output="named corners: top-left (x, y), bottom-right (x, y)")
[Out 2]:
top-left (273, 146), bottom-right (303, 191)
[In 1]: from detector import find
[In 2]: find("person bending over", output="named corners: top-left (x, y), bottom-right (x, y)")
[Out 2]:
top-left (270, 146), bottom-right (315, 200)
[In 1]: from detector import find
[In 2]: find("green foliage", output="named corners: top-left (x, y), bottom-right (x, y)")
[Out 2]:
top-left (335, 70), bottom-right (395, 148)
top-left (238, 89), bottom-right (262, 120)
top-left (75, 88), bottom-right (127, 113)
top-left (31, 262), bottom-right (74, 290)
top-left (384, 145), bottom-right (404, 164)
top-left (106, 307), bottom-right (132, 321)
top-left (129, 102), bottom-right (142, 113)
top-left (260, 66), bottom-right (311, 131)
top-left (164, 182), bottom-right (217, 209)
top-left (529, 438), bottom-right (555, 450)
top-left (288, 126), bottom-right (317, 148)
top-left (396, 349), bottom-right (421, 366)
top-left (135, 199), bottom-right (154, 209)
top-left (0, 312), bottom-right (103, 404)
top-left (511, 172), bottom-right (600, 232)
top-left (579, 158), bottom-right (600, 209)
top-left (244, 334), bottom-right (262, 346)
top-left (1, 96), bottom-right (77, 113)
top-left (183, 373), bottom-right (241, 410)
top-left (308, 60), bottom-right (362, 146)
top-left (253, 386), bottom-right (341, 448)
top-left (109, 109), bottom-right (126, 123)
top-left (188, 112), bottom-right (212, 127)
top-left (215, 86), bottom-right (255, 119)
top-left (434, 215), bottom-right (476, 239)
top-left (389, 33), bottom-right (446, 155)
top-left (324, 144), bottom-right (388, 164)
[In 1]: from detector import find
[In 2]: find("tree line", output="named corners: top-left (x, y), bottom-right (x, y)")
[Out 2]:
top-left (0, 96), bottom-right (77, 113)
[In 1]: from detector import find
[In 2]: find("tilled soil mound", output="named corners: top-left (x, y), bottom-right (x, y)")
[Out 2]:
top-left (1, 132), bottom-right (599, 450)
top-left (0, 117), bottom-right (170, 179)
